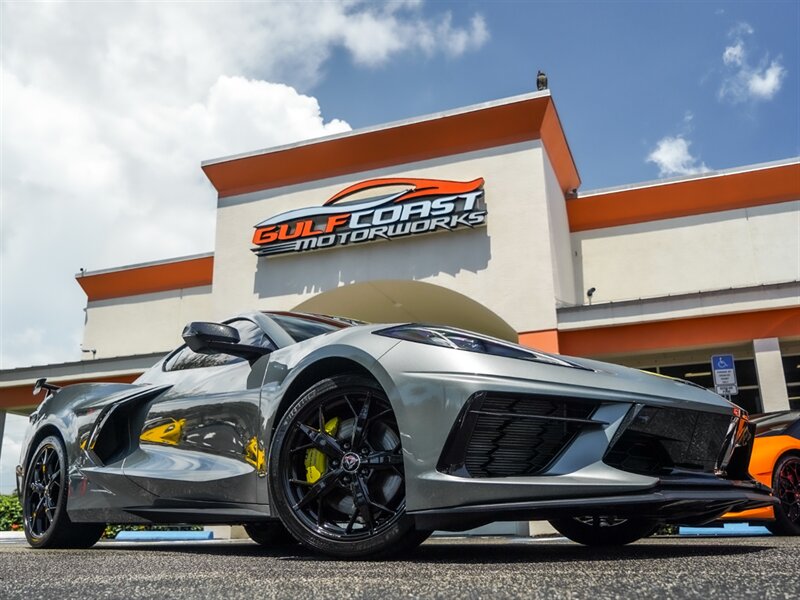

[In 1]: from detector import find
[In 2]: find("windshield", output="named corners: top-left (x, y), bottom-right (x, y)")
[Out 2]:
top-left (268, 313), bottom-right (350, 343)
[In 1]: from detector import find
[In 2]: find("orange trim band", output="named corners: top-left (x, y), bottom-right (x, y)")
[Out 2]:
top-left (568, 162), bottom-right (800, 232)
top-left (0, 374), bottom-right (141, 410)
top-left (723, 506), bottom-right (775, 521)
top-left (539, 101), bottom-right (579, 196)
top-left (559, 306), bottom-right (800, 357)
top-left (76, 256), bottom-right (214, 302)
top-left (519, 329), bottom-right (560, 354)
top-left (202, 95), bottom-right (581, 198)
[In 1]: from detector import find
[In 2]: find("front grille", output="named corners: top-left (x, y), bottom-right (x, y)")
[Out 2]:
top-left (604, 406), bottom-right (733, 476)
top-left (438, 392), bottom-right (601, 478)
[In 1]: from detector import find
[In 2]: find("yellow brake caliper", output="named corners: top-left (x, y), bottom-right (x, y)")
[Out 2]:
top-left (304, 417), bottom-right (340, 483)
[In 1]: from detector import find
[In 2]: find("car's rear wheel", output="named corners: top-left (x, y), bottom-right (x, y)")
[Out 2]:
top-left (549, 516), bottom-right (658, 546)
top-left (269, 375), bottom-right (429, 559)
top-left (766, 454), bottom-right (800, 536)
top-left (244, 521), bottom-right (297, 547)
top-left (22, 435), bottom-right (105, 549)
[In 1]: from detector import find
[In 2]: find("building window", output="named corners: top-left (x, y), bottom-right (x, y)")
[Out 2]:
top-left (783, 354), bottom-right (800, 410)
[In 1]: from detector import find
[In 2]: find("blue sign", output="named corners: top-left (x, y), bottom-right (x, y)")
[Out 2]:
top-left (712, 355), bottom-right (734, 370)
top-left (711, 354), bottom-right (738, 395)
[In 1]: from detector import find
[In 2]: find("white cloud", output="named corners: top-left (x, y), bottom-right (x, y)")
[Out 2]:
top-left (0, 2), bottom-right (489, 369)
top-left (722, 41), bottom-right (744, 67)
top-left (339, 7), bottom-right (488, 66)
top-left (718, 22), bottom-right (786, 103)
top-left (439, 13), bottom-right (490, 58)
top-left (646, 135), bottom-right (710, 177)
top-left (730, 21), bottom-right (754, 37)
top-left (747, 61), bottom-right (787, 100)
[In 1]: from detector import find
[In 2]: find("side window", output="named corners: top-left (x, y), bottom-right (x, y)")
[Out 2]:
top-left (163, 319), bottom-right (273, 372)
top-left (235, 319), bottom-right (272, 349)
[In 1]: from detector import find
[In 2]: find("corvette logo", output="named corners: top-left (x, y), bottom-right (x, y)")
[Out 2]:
top-left (251, 177), bottom-right (487, 257)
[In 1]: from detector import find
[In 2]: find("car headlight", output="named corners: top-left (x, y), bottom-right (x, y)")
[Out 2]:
top-left (374, 324), bottom-right (586, 369)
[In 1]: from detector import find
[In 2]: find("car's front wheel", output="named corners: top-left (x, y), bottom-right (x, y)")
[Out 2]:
top-left (22, 435), bottom-right (105, 549)
top-left (549, 516), bottom-right (659, 546)
top-left (766, 454), bottom-right (800, 536)
top-left (269, 375), bottom-right (429, 559)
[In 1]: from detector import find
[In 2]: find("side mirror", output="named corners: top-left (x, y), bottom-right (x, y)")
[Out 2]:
top-left (182, 322), bottom-right (270, 361)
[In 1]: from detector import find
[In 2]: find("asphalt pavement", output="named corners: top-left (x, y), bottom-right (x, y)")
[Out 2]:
top-left (0, 535), bottom-right (798, 599)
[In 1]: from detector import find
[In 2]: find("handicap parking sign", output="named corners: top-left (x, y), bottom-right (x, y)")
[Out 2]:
top-left (714, 355), bottom-right (733, 370)
top-left (711, 354), bottom-right (738, 396)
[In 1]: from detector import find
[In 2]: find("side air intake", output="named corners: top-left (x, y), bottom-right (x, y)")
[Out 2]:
top-left (437, 392), bottom-right (604, 478)
top-left (604, 406), bottom-right (734, 476)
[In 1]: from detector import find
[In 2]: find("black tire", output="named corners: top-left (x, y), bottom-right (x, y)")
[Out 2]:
top-left (244, 521), bottom-right (297, 547)
top-left (549, 516), bottom-right (659, 546)
top-left (22, 435), bottom-right (105, 549)
top-left (269, 375), bottom-right (430, 559)
top-left (766, 454), bottom-right (800, 536)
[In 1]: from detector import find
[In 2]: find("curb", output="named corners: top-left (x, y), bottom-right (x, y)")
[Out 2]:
top-left (114, 531), bottom-right (214, 542)
top-left (679, 523), bottom-right (772, 536)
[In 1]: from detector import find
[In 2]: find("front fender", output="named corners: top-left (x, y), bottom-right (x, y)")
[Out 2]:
top-left (749, 435), bottom-right (800, 483)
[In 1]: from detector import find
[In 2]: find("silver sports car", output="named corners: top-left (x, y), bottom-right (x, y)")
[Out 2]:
top-left (17, 311), bottom-right (773, 558)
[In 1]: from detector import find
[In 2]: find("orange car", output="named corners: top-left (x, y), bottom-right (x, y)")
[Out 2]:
top-left (722, 411), bottom-right (800, 534)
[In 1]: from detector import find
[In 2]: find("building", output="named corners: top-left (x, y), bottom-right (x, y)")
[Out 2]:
top-left (2, 90), bottom-right (799, 468)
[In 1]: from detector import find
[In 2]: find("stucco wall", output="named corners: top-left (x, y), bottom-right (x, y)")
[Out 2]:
top-left (82, 286), bottom-right (213, 358)
top-left (542, 151), bottom-right (578, 308)
top-left (210, 141), bottom-right (568, 334)
top-left (572, 200), bottom-right (800, 304)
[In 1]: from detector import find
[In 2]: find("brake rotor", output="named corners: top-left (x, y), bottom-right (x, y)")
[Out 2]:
top-left (305, 417), bottom-right (402, 518)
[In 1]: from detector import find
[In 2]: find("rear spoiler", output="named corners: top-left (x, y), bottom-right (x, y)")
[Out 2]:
top-left (33, 377), bottom-right (61, 396)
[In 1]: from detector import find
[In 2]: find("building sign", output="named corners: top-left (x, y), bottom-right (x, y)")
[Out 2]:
top-left (251, 177), bottom-right (487, 257)
top-left (711, 354), bottom-right (738, 396)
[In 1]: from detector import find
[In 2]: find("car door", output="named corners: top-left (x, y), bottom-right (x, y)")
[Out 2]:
top-left (122, 318), bottom-right (273, 505)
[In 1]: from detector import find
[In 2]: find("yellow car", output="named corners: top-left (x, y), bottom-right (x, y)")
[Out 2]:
top-left (722, 411), bottom-right (800, 535)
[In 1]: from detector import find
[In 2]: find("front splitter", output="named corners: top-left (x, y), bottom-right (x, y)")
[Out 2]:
top-left (410, 476), bottom-right (775, 531)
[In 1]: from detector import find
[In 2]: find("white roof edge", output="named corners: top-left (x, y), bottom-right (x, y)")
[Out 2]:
top-left (578, 156), bottom-right (800, 198)
top-left (0, 368), bottom-right (146, 389)
top-left (77, 251), bottom-right (214, 278)
top-left (557, 279), bottom-right (800, 312)
top-left (0, 353), bottom-right (165, 379)
top-left (201, 90), bottom-right (552, 167)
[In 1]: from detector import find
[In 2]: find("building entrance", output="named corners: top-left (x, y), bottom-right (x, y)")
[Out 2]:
top-left (293, 280), bottom-right (518, 342)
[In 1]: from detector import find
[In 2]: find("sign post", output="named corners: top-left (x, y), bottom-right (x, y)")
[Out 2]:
top-left (711, 354), bottom-right (738, 398)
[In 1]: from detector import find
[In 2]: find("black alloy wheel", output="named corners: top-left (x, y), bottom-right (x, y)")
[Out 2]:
top-left (269, 375), bottom-right (429, 559)
top-left (549, 515), bottom-right (659, 546)
top-left (22, 436), bottom-right (105, 549)
top-left (766, 454), bottom-right (800, 536)
top-left (25, 442), bottom-right (61, 538)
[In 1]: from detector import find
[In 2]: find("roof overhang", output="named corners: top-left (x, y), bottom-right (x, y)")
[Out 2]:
top-left (75, 253), bottom-right (214, 302)
top-left (568, 158), bottom-right (800, 232)
top-left (0, 353), bottom-right (161, 412)
top-left (201, 91), bottom-right (581, 198)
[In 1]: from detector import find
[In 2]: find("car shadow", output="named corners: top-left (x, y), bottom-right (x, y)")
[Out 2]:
top-left (96, 537), bottom-right (773, 564)
top-left (405, 540), bottom-right (772, 564)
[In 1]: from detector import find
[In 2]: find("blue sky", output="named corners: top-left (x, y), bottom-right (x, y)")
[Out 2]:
top-left (0, 1), bottom-right (797, 492)
top-left (311, 1), bottom-right (798, 189)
